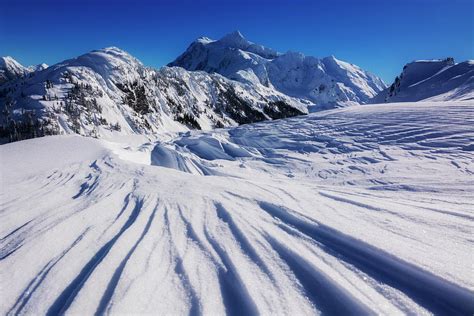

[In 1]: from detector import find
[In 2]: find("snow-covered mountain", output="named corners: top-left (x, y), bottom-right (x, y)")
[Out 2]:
top-left (3, 34), bottom-right (472, 144)
top-left (0, 57), bottom-right (30, 84)
top-left (0, 47), bottom-right (306, 142)
top-left (371, 58), bottom-right (474, 103)
top-left (2, 35), bottom-right (474, 316)
top-left (169, 31), bottom-right (387, 107)
top-left (28, 63), bottom-right (49, 72)
top-left (0, 57), bottom-right (48, 85)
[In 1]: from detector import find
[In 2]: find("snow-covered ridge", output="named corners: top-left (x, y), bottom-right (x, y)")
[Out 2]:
top-left (1, 101), bottom-right (473, 315)
top-left (2, 35), bottom-right (473, 144)
top-left (28, 63), bottom-right (49, 72)
top-left (0, 56), bottom-right (48, 84)
top-left (0, 47), bottom-right (307, 142)
top-left (371, 58), bottom-right (474, 103)
top-left (0, 57), bottom-right (29, 84)
top-left (169, 31), bottom-right (387, 108)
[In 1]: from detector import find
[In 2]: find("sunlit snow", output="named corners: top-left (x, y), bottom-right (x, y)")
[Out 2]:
top-left (1, 101), bottom-right (473, 315)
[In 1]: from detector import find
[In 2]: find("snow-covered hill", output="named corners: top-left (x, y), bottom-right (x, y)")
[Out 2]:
top-left (169, 31), bottom-right (386, 108)
top-left (0, 47), bottom-right (306, 142)
top-left (1, 101), bottom-right (473, 315)
top-left (371, 58), bottom-right (474, 103)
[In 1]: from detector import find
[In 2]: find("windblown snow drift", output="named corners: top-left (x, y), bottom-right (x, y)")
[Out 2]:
top-left (1, 101), bottom-right (473, 315)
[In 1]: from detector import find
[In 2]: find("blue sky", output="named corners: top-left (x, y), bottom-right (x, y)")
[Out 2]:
top-left (0, 0), bottom-right (472, 83)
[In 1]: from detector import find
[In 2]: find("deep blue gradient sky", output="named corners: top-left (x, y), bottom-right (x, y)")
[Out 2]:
top-left (1, 0), bottom-right (472, 83)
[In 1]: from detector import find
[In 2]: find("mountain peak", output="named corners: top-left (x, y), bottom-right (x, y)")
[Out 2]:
top-left (218, 30), bottom-right (249, 47)
top-left (196, 36), bottom-right (214, 44)
top-left (81, 46), bottom-right (138, 63)
top-left (322, 55), bottom-right (344, 65)
top-left (223, 30), bottom-right (245, 40)
top-left (1, 57), bottom-right (48, 74)
top-left (324, 55), bottom-right (338, 61)
top-left (0, 56), bottom-right (25, 69)
top-left (0, 56), bottom-right (29, 83)
top-left (28, 63), bottom-right (49, 72)
top-left (169, 31), bottom-right (386, 105)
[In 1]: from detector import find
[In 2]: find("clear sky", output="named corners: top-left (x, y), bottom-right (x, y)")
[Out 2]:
top-left (0, 0), bottom-right (472, 83)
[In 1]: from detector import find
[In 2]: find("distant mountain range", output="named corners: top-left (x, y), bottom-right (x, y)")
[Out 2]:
top-left (1, 31), bottom-right (472, 142)
top-left (0, 45), bottom-right (307, 142)
top-left (0, 56), bottom-right (48, 85)
top-left (169, 31), bottom-right (386, 107)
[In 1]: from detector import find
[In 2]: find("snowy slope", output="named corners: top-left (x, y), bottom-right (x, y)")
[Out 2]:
top-left (1, 101), bottom-right (473, 315)
top-left (0, 47), bottom-right (306, 142)
top-left (169, 31), bottom-right (386, 108)
top-left (0, 57), bottom-right (30, 84)
top-left (372, 58), bottom-right (474, 103)
top-left (0, 57), bottom-right (48, 85)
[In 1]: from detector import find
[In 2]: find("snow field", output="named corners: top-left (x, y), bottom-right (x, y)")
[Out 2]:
top-left (1, 101), bottom-right (473, 315)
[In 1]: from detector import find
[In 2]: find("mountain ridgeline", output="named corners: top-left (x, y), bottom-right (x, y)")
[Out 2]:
top-left (1, 31), bottom-right (472, 143)
top-left (169, 31), bottom-right (387, 106)
top-left (0, 46), bottom-right (307, 142)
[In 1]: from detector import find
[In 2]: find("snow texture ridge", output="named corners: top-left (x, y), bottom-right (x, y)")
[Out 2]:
top-left (1, 101), bottom-right (474, 315)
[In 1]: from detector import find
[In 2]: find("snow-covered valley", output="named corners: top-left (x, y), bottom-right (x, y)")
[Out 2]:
top-left (1, 101), bottom-right (473, 315)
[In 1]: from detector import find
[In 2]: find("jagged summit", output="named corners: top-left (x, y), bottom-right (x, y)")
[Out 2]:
top-left (1, 56), bottom-right (49, 74)
top-left (219, 30), bottom-right (247, 46)
top-left (0, 56), bottom-right (24, 69)
top-left (169, 31), bottom-right (280, 78)
top-left (170, 33), bottom-right (386, 107)
top-left (0, 56), bottom-right (30, 83)
top-left (28, 63), bottom-right (49, 72)
top-left (1, 57), bottom-right (48, 74)
top-left (216, 30), bottom-right (280, 59)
